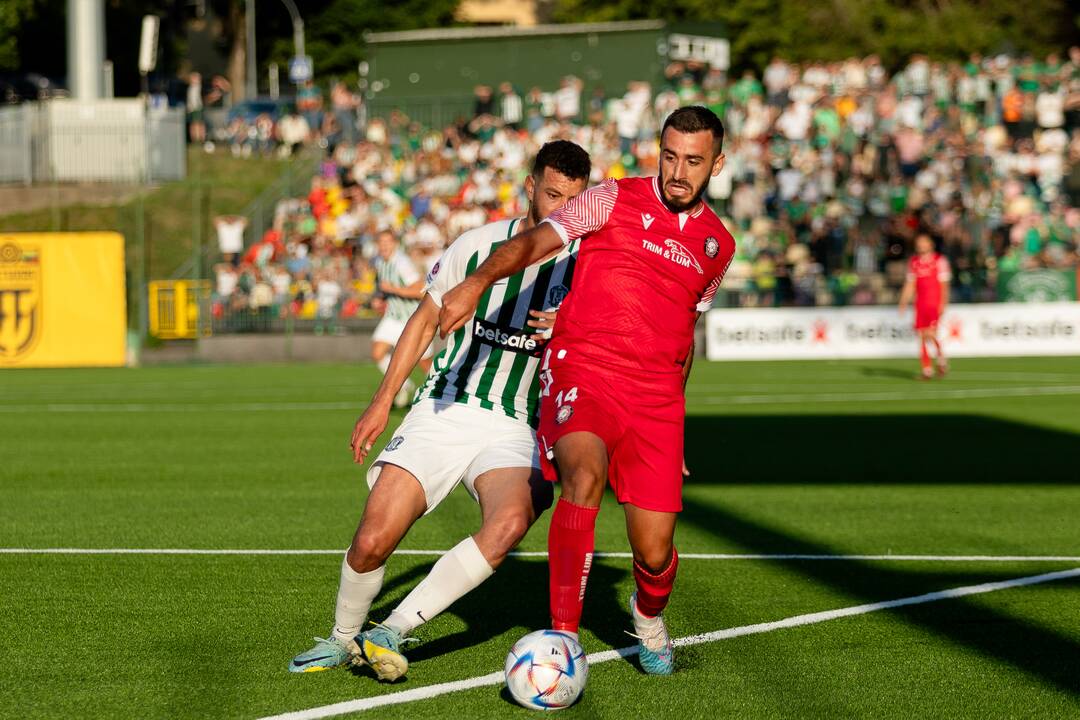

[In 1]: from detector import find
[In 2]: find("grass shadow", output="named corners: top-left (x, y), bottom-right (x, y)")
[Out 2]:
top-left (859, 365), bottom-right (923, 381)
top-left (401, 557), bottom-right (629, 666)
top-left (683, 414), bottom-right (1080, 485)
top-left (681, 413), bottom-right (1080, 697)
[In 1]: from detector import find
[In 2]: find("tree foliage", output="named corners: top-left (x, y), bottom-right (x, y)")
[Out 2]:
top-left (551, 0), bottom-right (1079, 70)
top-left (0, 0), bottom-right (40, 71)
top-left (259, 0), bottom-right (460, 82)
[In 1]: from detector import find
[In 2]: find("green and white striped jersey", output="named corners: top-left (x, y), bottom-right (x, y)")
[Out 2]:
top-left (374, 249), bottom-right (422, 322)
top-left (419, 217), bottom-right (579, 427)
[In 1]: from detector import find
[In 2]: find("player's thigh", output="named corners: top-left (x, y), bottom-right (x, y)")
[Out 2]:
top-left (366, 402), bottom-right (481, 515)
top-left (471, 467), bottom-right (542, 563)
top-left (551, 432), bottom-right (610, 506)
top-left (623, 503), bottom-right (678, 572)
top-left (371, 340), bottom-right (392, 360)
top-left (608, 398), bottom-right (684, 513)
top-left (466, 417), bottom-right (549, 517)
top-left (349, 463), bottom-right (427, 568)
top-left (372, 316), bottom-right (405, 347)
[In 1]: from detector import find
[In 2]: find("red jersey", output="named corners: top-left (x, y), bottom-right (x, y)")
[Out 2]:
top-left (907, 252), bottom-right (951, 309)
top-left (543, 176), bottom-right (736, 380)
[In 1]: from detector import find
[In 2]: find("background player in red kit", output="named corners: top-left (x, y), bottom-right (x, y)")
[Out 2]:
top-left (438, 107), bottom-right (735, 675)
top-left (899, 233), bottom-right (952, 379)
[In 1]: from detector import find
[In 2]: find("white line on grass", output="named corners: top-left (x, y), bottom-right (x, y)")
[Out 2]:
top-left (698, 384), bottom-right (1080, 405)
top-left (257, 567), bottom-right (1080, 720)
top-left (3, 548), bottom-right (1080, 562)
top-left (5, 384), bottom-right (1080, 412)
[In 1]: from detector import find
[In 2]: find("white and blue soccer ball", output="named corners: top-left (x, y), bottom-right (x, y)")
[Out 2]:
top-left (504, 629), bottom-right (588, 711)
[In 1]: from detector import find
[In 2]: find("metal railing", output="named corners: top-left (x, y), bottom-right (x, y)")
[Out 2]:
top-left (0, 100), bottom-right (185, 185)
top-left (168, 149), bottom-right (320, 281)
top-left (366, 94), bottom-right (475, 131)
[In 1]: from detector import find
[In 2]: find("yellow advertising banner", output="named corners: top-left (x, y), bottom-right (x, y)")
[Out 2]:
top-left (0, 232), bottom-right (126, 368)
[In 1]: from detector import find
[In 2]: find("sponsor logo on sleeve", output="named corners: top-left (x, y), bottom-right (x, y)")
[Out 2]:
top-left (385, 436), bottom-right (405, 452)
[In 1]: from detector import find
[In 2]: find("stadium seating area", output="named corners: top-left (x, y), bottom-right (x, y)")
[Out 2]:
top-left (211, 50), bottom-right (1080, 323)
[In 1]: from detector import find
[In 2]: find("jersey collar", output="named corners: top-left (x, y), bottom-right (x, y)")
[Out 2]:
top-left (652, 176), bottom-right (705, 231)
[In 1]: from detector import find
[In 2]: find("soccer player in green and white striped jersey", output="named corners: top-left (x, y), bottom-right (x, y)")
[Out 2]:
top-left (288, 141), bottom-right (592, 680)
top-left (371, 230), bottom-right (430, 407)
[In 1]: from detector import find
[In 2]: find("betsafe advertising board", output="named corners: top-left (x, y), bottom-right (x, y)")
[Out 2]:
top-left (0, 233), bottom-right (126, 368)
top-left (705, 303), bottom-right (1080, 361)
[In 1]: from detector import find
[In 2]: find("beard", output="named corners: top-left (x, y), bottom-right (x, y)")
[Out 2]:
top-left (658, 169), bottom-right (708, 214)
top-left (528, 200), bottom-right (542, 227)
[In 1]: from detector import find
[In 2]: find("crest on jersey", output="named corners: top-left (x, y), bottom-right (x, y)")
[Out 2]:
top-left (385, 436), bottom-right (404, 452)
top-left (0, 241), bottom-right (42, 362)
top-left (555, 405), bottom-right (574, 425)
top-left (547, 284), bottom-right (569, 308)
top-left (704, 236), bottom-right (719, 259)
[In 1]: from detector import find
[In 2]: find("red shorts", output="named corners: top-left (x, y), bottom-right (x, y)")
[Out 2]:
top-left (536, 343), bottom-right (685, 512)
top-left (914, 304), bottom-right (940, 330)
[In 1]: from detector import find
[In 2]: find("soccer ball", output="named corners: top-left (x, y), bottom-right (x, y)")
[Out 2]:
top-left (504, 629), bottom-right (588, 711)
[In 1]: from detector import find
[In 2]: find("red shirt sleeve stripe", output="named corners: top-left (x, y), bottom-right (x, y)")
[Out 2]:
top-left (541, 177), bottom-right (619, 244)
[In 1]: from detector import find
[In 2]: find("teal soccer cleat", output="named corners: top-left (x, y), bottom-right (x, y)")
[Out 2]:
top-left (357, 624), bottom-right (413, 682)
top-left (629, 593), bottom-right (674, 675)
top-left (288, 636), bottom-right (356, 673)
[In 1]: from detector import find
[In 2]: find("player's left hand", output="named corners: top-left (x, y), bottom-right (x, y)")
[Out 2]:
top-left (527, 308), bottom-right (558, 341)
top-left (682, 456), bottom-right (690, 477)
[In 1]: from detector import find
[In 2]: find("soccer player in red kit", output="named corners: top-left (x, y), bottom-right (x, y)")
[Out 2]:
top-left (899, 233), bottom-right (951, 379)
top-left (438, 106), bottom-right (735, 675)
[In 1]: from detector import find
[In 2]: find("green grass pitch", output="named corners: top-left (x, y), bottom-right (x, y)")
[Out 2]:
top-left (2, 357), bottom-right (1079, 719)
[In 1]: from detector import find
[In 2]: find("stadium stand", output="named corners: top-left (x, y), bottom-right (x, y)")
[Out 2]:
top-left (208, 50), bottom-right (1080, 329)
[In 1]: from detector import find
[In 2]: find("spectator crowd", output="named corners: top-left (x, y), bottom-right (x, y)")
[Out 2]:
top-left (208, 47), bottom-right (1080, 325)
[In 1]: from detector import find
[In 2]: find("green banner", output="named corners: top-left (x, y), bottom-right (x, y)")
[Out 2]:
top-left (997, 269), bottom-right (1078, 302)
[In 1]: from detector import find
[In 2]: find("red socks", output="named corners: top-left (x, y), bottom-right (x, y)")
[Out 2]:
top-left (548, 499), bottom-right (599, 633)
top-left (633, 548), bottom-right (679, 617)
top-left (920, 339), bottom-right (931, 372)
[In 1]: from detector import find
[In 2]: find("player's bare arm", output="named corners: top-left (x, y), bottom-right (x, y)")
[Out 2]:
top-left (438, 223), bottom-right (563, 337)
top-left (898, 277), bottom-right (915, 314)
top-left (350, 295), bottom-right (439, 463)
top-left (380, 278), bottom-right (426, 300)
top-left (939, 279), bottom-right (950, 315)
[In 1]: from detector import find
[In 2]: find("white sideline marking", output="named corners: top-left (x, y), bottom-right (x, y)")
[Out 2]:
top-left (257, 567), bottom-right (1080, 720)
top-left (5, 384), bottom-right (1080, 412)
top-left (4, 548), bottom-right (1080, 562)
top-left (699, 385), bottom-right (1080, 405)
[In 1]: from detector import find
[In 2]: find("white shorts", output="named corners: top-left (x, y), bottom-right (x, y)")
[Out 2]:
top-left (366, 400), bottom-right (539, 514)
top-left (373, 316), bottom-right (433, 359)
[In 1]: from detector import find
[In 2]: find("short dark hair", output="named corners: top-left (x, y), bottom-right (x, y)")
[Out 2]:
top-left (661, 106), bottom-right (725, 155)
top-left (532, 140), bottom-right (591, 181)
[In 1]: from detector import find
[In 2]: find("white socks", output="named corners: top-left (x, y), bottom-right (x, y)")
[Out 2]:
top-left (384, 536), bottom-right (494, 636)
top-left (376, 354), bottom-right (391, 374)
top-left (331, 557), bottom-right (385, 644)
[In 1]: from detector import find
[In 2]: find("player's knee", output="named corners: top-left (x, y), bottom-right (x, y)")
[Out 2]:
top-left (348, 533), bottom-right (391, 572)
top-left (561, 465), bottom-right (605, 505)
top-left (486, 511), bottom-right (531, 554)
top-left (633, 544), bottom-right (673, 574)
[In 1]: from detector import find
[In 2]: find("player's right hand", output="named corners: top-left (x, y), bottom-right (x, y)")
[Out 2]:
top-left (438, 278), bottom-right (483, 338)
top-left (349, 403), bottom-right (390, 464)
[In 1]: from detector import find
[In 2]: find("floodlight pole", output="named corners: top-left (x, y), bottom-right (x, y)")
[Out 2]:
top-left (279, 0), bottom-right (305, 60)
top-left (244, 0), bottom-right (306, 98)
